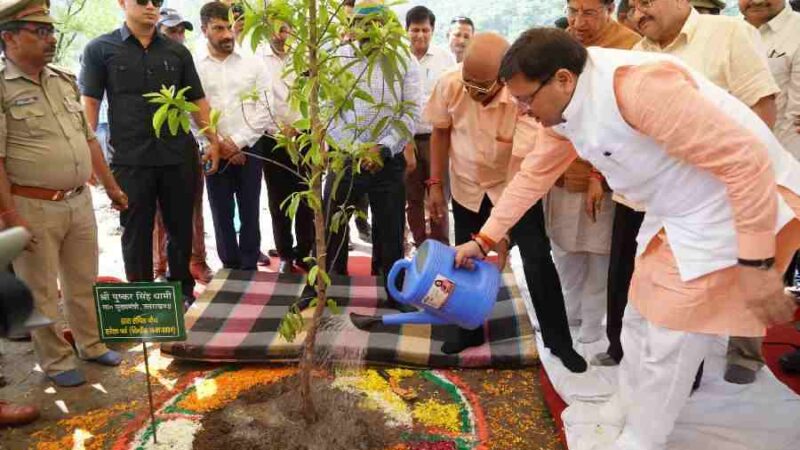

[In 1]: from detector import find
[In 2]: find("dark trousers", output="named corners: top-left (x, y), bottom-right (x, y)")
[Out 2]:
top-left (206, 141), bottom-right (264, 270)
top-left (606, 203), bottom-right (646, 361)
top-left (784, 252), bottom-right (799, 286)
top-left (452, 195), bottom-right (574, 352)
top-left (325, 151), bottom-right (406, 292)
top-left (406, 134), bottom-right (449, 245)
top-left (112, 157), bottom-right (198, 296)
top-left (263, 136), bottom-right (314, 261)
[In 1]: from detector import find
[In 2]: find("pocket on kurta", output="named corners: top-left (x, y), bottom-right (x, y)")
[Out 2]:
top-left (486, 138), bottom-right (513, 180)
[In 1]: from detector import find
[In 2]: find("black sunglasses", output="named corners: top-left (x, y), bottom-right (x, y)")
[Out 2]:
top-left (136, 0), bottom-right (165, 7)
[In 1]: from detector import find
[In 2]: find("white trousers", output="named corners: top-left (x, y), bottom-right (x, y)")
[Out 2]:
top-left (551, 241), bottom-right (609, 343)
top-left (603, 303), bottom-right (715, 450)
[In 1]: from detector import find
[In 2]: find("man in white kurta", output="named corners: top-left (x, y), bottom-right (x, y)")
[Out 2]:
top-left (457, 29), bottom-right (800, 449)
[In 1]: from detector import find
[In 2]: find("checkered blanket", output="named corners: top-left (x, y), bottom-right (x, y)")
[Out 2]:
top-left (161, 270), bottom-right (538, 368)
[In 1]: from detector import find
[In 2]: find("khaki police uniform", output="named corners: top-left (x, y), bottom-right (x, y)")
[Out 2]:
top-left (0, 0), bottom-right (109, 376)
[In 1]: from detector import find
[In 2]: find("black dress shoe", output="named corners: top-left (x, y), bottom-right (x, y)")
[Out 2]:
top-left (294, 258), bottom-right (312, 272)
top-left (278, 259), bottom-right (294, 274)
top-left (258, 252), bottom-right (271, 266)
top-left (551, 347), bottom-right (588, 373)
top-left (779, 349), bottom-right (800, 373)
top-left (441, 327), bottom-right (485, 354)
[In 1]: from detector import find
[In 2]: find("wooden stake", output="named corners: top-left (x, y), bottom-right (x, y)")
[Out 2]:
top-left (142, 341), bottom-right (158, 444)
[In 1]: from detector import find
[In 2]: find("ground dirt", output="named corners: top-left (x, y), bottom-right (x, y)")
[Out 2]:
top-left (194, 376), bottom-right (402, 450)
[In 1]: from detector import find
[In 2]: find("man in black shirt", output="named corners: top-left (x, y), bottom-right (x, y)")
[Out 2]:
top-left (79, 0), bottom-right (219, 305)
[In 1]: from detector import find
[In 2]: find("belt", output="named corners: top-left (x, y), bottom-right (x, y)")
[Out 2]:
top-left (11, 184), bottom-right (86, 202)
top-left (415, 133), bottom-right (432, 140)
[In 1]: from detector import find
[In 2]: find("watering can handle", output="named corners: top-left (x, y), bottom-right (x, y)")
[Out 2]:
top-left (387, 259), bottom-right (413, 302)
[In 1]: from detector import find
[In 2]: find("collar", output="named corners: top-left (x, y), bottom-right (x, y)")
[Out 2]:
top-left (763, 5), bottom-right (794, 32)
top-left (482, 84), bottom-right (514, 109)
top-left (554, 54), bottom-right (593, 133)
top-left (119, 22), bottom-right (160, 44)
top-left (415, 45), bottom-right (435, 61)
top-left (640, 8), bottom-right (697, 51)
top-left (260, 43), bottom-right (287, 60)
top-left (197, 43), bottom-right (242, 63)
top-left (3, 57), bottom-right (57, 83)
top-left (580, 20), bottom-right (615, 47)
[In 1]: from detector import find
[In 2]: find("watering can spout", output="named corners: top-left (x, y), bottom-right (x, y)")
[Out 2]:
top-left (350, 311), bottom-right (450, 329)
top-left (350, 313), bottom-right (382, 330)
top-left (381, 311), bottom-right (449, 327)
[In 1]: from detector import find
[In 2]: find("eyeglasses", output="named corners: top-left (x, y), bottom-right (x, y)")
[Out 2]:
top-left (136, 0), bottom-right (165, 7)
top-left (512, 73), bottom-right (554, 108)
top-left (461, 78), bottom-right (498, 95)
top-left (18, 24), bottom-right (57, 39)
top-left (564, 5), bottom-right (607, 19)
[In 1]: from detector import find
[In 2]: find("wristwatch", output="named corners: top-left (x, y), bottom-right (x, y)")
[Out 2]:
top-left (737, 257), bottom-right (775, 270)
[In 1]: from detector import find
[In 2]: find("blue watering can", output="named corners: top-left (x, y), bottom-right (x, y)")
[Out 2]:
top-left (350, 239), bottom-right (501, 331)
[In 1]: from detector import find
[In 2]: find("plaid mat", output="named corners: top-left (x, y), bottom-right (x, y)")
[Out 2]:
top-left (161, 269), bottom-right (538, 368)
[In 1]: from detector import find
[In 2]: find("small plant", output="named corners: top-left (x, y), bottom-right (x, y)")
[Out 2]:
top-left (144, 85), bottom-right (199, 138)
top-left (149, 0), bottom-right (415, 425)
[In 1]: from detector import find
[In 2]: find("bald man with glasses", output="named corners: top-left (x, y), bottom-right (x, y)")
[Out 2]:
top-left (425, 33), bottom-right (586, 372)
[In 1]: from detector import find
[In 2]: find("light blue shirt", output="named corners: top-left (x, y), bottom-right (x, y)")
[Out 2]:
top-left (329, 46), bottom-right (422, 156)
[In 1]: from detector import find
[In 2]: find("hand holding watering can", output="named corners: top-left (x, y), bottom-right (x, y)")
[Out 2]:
top-left (350, 240), bottom-right (501, 331)
top-left (455, 233), bottom-right (511, 271)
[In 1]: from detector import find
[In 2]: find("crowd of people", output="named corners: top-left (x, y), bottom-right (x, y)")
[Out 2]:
top-left (0, 1), bottom-right (798, 448)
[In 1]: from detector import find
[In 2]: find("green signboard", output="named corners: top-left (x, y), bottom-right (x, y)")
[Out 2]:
top-left (93, 282), bottom-right (186, 342)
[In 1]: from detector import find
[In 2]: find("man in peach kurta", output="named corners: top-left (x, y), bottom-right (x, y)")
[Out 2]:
top-left (456, 28), bottom-right (800, 450)
top-left (632, 0), bottom-right (781, 384)
top-left (424, 33), bottom-right (587, 372)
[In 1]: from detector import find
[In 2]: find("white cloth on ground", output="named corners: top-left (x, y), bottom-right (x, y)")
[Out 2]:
top-left (508, 249), bottom-right (800, 450)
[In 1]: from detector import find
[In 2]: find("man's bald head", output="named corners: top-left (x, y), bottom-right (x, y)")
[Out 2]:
top-left (463, 32), bottom-right (510, 82)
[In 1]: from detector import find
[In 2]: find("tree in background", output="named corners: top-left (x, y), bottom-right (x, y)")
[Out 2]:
top-left (52, 0), bottom-right (120, 67)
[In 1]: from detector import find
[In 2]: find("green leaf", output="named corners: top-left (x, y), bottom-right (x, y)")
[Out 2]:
top-left (176, 86), bottom-right (192, 100)
top-left (320, 270), bottom-right (331, 287)
top-left (307, 265), bottom-right (319, 287)
top-left (152, 104), bottom-right (169, 139)
top-left (326, 299), bottom-right (341, 315)
top-left (292, 118), bottom-right (310, 131)
top-left (180, 114), bottom-right (191, 134)
top-left (182, 102), bottom-right (200, 113)
top-left (167, 108), bottom-right (180, 136)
